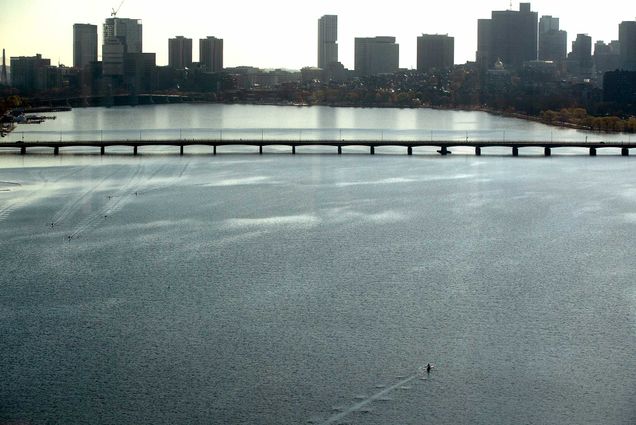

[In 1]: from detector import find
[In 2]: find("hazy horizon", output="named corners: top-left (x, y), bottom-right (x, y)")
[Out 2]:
top-left (0, 0), bottom-right (633, 70)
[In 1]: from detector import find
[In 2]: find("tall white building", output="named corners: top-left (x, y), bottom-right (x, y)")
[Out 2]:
top-left (102, 17), bottom-right (142, 76)
top-left (318, 15), bottom-right (338, 69)
top-left (354, 37), bottom-right (399, 76)
top-left (73, 24), bottom-right (97, 69)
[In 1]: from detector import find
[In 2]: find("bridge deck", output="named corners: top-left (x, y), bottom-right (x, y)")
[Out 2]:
top-left (1, 139), bottom-right (635, 155)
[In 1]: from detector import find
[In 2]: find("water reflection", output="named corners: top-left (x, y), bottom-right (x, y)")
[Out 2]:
top-left (3, 104), bottom-right (633, 144)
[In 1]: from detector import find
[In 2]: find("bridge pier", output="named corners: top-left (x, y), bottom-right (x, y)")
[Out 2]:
top-left (544, 147), bottom-right (551, 157)
top-left (370, 146), bottom-right (375, 155)
top-left (259, 145), bottom-right (263, 155)
top-left (475, 146), bottom-right (481, 156)
top-left (100, 146), bottom-right (105, 155)
top-left (407, 146), bottom-right (413, 156)
top-left (133, 146), bottom-right (138, 156)
top-left (590, 147), bottom-right (597, 156)
top-left (438, 146), bottom-right (449, 156)
top-left (512, 146), bottom-right (519, 157)
top-left (622, 147), bottom-right (629, 156)
top-left (292, 145), bottom-right (296, 155)
top-left (338, 146), bottom-right (342, 155)
top-left (20, 147), bottom-right (26, 155)
top-left (180, 145), bottom-right (184, 156)
top-left (54, 147), bottom-right (59, 156)
top-left (213, 145), bottom-right (217, 155)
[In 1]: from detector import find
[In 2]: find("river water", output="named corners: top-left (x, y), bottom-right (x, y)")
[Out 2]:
top-left (1, 105), bottom-right (635, 424)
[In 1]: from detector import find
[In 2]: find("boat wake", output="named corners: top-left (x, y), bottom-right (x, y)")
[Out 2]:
top-left (317, 367), bottom-right (431, 425)
top-left (66, 160), bottom-right (190, 239)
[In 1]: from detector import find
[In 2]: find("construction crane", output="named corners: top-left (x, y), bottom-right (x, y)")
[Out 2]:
top-left (111, 0), bottom-right (126, 17)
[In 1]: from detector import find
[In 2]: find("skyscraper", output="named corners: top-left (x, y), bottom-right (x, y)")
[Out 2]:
top-left (477, 3), bottom-right (538, 70)
top-left (594, 40), bottom-right (620, 74)
top-left (169, 36), bottom-right (192, 69)
top-left (73, 24), bottom-right (98, 69)
top-left (318, 15), bottom-right (338, 69)
top-left (103, 17), bottom-right (142, 53)
top-left (417, 34), bottom-right (454, 72)
top-left (1, 49), bottom-right (7, 85)
top-left (102, 17), bottom-right (142, 76)
top-left (569, 34), bottom-right (593, 70)
top-left (619, 21), bottom-right (636, 71)
top-left (476, 19), bottom-right (492, 69)
top-left (538, 16), bottom-right (567, 63)
top-left (539, 15), bottom-right (559, 34)
top-left (354, 37), bottom-right (399, 76)
top-left (102, 37), bottom-right (126, 76)
top-left (200, 37), bottom-right (223, 72)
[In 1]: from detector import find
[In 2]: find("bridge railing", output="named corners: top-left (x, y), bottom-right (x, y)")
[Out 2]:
top-left (2, 127), bottom-right (634, 144)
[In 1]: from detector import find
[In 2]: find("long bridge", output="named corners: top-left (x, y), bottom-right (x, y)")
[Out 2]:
top-left (1, 139), bottom-right (635, 156)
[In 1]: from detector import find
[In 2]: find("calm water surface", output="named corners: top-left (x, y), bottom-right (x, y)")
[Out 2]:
top-left (0, 105), bottom-right (635, 424)
top-left (5, 103), bottom-right (635, 146)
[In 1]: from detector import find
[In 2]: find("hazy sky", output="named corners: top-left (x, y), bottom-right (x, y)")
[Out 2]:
top-left (0, 0), bottom-right (632, 69)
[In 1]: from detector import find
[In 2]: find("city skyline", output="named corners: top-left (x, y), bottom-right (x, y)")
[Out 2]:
top-left (0, 0), bottom-right (633, 70)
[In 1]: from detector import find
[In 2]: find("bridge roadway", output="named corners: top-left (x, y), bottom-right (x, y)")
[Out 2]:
top-left (1, 139), bottom-right (635, 156)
